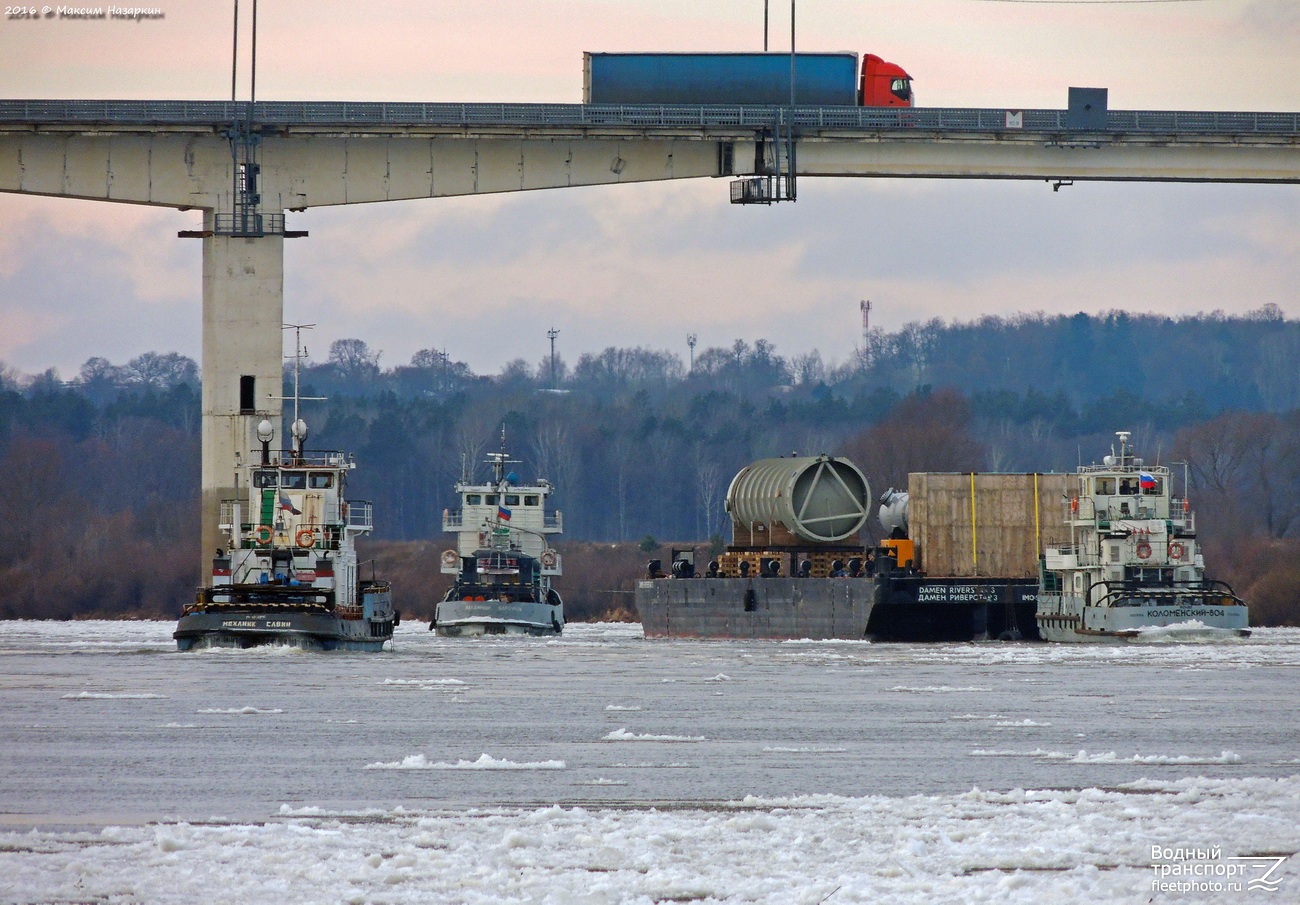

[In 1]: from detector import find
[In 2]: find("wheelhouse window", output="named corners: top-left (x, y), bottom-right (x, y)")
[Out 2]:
top-left (280, 471), bottom-right (306, 490)
top-left (484, 494), bottom-right (498, 505)
top-left (466, 494), bottom-right (481, 505)
top-left (254, 470), bottom-right (278, 488)
top-left (1095, 477), bottom-right (1115, 495)
top-left (524, 495), bottom-right (539, 506)
top-left (505, 494), bottom-right (520, 506)
top-left (309, 473), bottom-right (334, 489)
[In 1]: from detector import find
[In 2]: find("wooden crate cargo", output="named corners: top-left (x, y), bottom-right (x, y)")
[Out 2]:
top-left (908, 473), bottom-right (1071, 578)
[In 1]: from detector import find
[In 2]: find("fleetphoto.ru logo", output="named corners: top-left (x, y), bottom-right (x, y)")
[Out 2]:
top-left (1151, 846), bottom-right (1289, 895)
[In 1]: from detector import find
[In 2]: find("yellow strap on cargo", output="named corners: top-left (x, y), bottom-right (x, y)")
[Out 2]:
top-left (970, 472), bottom-right (977, 574)
top-left (1034, 472), bottom-right (1041, 554)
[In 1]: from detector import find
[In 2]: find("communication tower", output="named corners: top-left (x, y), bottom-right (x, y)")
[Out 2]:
top-left (859, 300), bottom-right (872, 367)
top-left (547, 327), bottom-right (560, 389)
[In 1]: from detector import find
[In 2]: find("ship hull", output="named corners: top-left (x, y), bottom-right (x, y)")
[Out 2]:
top-left (1036, 594), bottom-right (1250, 643)
top-left (635, 576), bottom-right (1039, 642)
top-left (434, 598), bottom-right (563, 636)
top-left (175, 588), bottom-right (395, 651)
top-left (174, 611), bottom-right (393, 651)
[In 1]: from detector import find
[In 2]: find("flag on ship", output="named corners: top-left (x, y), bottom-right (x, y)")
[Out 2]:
top-left (498, 505), bottom-right (512, 521)
top-left (279, 490), bottom-right (301, 515)
top-left (1139, 471), bottom-right (1156, 490)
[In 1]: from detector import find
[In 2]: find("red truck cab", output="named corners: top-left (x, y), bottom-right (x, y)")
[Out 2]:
top-left (860, 54), bottom-right (913, 107)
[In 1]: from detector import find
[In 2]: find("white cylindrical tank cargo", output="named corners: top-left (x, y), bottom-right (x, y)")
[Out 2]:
top-left (878, 488), bottom-right (910, 537)
top-left (725, 455), bottom-right (870, 543)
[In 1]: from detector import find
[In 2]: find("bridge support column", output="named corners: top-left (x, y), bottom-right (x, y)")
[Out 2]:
top-left (200, 216), bottom-right (284, 578)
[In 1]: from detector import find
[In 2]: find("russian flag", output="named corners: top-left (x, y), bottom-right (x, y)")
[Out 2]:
top-left (1139, 471), bottom-right (1156, 490)
top-left (498, 505), bottom-right (512, 522)
top-left (278, 490), bottom-right (301, 515)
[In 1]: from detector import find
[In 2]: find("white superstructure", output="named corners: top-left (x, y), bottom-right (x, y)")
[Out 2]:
top-left (1036, 431), bottom-right (1248, 642)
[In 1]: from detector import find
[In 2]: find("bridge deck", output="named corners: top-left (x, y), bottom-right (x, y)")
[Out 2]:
top-left (1, 100), bottom-right (1298, 142)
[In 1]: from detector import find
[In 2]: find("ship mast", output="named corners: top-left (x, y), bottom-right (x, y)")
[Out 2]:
top-left (273, 323), bottom-right (325, 458)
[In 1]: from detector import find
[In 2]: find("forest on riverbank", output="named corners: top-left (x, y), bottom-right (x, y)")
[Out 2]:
top-left (2, 308), bottom-right (1297, 624)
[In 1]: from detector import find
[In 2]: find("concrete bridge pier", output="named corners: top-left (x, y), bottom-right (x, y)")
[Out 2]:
top-left (200, 217), bottom-right (284, 565)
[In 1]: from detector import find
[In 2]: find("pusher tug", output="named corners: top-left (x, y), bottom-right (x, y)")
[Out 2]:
top-left (174, 327), bottom-right (397, 651)
top-left (432, 433), bottom-right (564, 636)
top-left (1036, 431), bottom-right (1248, 642)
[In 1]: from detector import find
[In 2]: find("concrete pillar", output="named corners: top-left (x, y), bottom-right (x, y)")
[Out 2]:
top-left (200, 215), bottom-right (285, 577)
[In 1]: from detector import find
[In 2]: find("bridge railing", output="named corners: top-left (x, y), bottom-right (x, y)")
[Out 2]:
top-left (2, 100), bottom-right (1298, 135)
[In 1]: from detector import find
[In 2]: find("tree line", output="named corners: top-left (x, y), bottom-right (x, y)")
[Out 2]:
top-left (1, 309), bottom-right (1297, 624)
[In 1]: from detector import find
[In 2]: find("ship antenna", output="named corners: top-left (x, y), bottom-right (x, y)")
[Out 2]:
top-left (275, 323), bottom-right (324, 459)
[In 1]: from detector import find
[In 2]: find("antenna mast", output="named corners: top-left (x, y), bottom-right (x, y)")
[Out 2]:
top-left (859, 300), bottom-right (872, 367)
top-left (687, 333), bottom-right (697, 372)
top-left (547, 327), bottom-right (560, 389)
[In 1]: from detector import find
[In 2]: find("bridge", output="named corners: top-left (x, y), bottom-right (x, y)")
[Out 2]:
top-left (3, 99), bottom-right (1298, 562)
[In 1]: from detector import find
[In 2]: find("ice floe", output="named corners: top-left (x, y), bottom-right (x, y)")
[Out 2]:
top-left (603, 728), bottom-right (705, 742)
top-left (365, 753), bottom-right (566, 771)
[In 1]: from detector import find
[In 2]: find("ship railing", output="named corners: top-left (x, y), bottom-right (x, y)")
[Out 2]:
top-left (1170, 500), bottom-right (1196, 533)
top-left (1048, 544), bottom-right (1101, 567)
top-left (1087, 578), bottom-right (1244, 608)
top-left (234, 521), bottom-right (343, 551)
top-left (544, 511), bottom-right (563, 532)
top-left (345, 500), bottom-right (374, 532)
top-left (444, 508), bottom-right (464, 530)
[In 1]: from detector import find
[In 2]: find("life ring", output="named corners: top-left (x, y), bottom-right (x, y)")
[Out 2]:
top-left (540, 549), bottom-right (558, 568)
top-left (1070, 497), bottom-right (1079, 514)
top-left (253, 525), bottom-right (273, 545)
top-left (1135, 540), bottom-right (1152, 560)
top-left (1169, 542), bottom-right (1185, 560)
top-left (441, 549), bottom-right (459, 568)
top-left (296, 528), bottom-right (316, 549)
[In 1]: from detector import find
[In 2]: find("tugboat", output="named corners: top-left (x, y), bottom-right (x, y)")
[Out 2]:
top-left (433, 432), bottom-right (564, 636)
top-left (1036, 430), bottom-right (1249, 642)
top-left (174, 327), bottom-right (397, 651)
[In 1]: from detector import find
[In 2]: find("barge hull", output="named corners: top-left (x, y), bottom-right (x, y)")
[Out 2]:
top-left (636, 576), bottom-right (1040, 642)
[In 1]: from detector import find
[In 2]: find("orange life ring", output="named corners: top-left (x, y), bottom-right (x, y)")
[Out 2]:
top-left (253, 525), bottom-right (273, 545)
top-left (541, 549), bottom-right (558, 568)
top-left (1169, 542), bottom-right (1185, 560)
top-left (441, 549), bottom-right (459, 568)
top-left (1135, 540), bottom-right (1152, 560)
top-left (296, 528), bottom-right (316, 549)
top-left (1070, 497), bottom-right (1079, 514)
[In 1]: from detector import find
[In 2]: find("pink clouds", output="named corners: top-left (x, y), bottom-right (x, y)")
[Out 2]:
top-left (0, 1), bottom-right (1297, 376)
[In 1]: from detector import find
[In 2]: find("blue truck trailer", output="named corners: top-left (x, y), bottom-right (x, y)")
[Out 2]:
top-left (583, 52), bottom-right (863, 106)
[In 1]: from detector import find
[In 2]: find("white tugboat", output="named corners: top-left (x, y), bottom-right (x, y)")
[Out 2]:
top-left (1036, 431), bottom-right (1248, 642)
top-left (433, 433), bottom-right (564, 636)
top-left (175, 327), bottom-right (397, 651)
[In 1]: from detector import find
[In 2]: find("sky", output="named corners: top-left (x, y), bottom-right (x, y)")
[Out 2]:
top-left (1, 0), bottom-right (1298, 378)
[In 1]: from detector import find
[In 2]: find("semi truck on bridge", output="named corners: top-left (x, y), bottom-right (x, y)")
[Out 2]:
top-left (583, 51), bottom-right (913, 107)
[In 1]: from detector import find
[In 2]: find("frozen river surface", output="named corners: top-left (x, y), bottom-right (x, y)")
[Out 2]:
top-left (2, 620), bottom-right (1298, 903)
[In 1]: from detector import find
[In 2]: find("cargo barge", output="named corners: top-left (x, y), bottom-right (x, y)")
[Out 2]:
top-left (635, 456), bottom-right (1066, 642)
